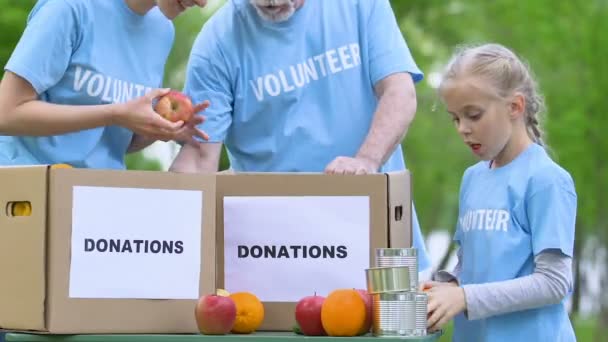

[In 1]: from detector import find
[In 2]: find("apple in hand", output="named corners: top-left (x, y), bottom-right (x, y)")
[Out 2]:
top-left (154, 90), bottom-right (194, 123)
top-left (295, 294), bottom-right (326, 336)
top-left (195, 294), bottom-right (237, 335)
top-left (356, 289), bottom-right (372, 335)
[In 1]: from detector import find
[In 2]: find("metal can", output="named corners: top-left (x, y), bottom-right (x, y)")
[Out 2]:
top-left (365, 266), bottom-right (411, 294)
top-left (376, 248), bottom-right (418, 291)
top-left (372, 292), bottom-right (417, 337)
top-left (414, 292), bottom-right (428, 336)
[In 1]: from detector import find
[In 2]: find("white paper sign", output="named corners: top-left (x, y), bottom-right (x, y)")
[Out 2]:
top-left (224, 196), bottom-right (370, 302)
top-left (69, 186), bottom-right (203, 299)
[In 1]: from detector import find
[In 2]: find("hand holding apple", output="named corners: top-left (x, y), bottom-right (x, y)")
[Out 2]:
top-left (154, 90), bottom-right (195, 123)
top-left (153, 90), bottom-right (210, 143)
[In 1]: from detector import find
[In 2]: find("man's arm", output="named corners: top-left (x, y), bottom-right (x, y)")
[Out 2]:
top-left (325, 72), bottom-right (417, 174)
top-left (357, 72), bottom-right (417, 168)
top-left (169, 142), bottom-right (222, 173)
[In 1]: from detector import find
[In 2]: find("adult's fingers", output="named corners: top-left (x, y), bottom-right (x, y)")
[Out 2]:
top-left (324, 160), bottom-right (339, 174)
top-left (195, 127), bottom-right (210, 141)
top-left (146, 88), bottom-right (171, 101)
top-left (179, 0), bottom-right (195, 7)
top-left (193, 100), bottom-right (211, 114)
top-left (355, 166), bottom-right (369, 175)
top-left (150, 115), bottom-right (183, 133)
top-left (187, 114), bottom-right (206, 126)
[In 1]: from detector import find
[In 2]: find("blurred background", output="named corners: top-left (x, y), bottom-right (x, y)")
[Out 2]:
top-left (1, 0), bottom-right (605, 340)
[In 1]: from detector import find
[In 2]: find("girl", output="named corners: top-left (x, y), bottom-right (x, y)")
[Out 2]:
top-left (0, 0), bottom-right (208, 169)
top-left (423, 43), bottom-right (577, 341)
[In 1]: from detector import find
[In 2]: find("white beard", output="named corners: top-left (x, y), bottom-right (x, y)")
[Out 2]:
top-left (250, 0), bottom-right (296, 23)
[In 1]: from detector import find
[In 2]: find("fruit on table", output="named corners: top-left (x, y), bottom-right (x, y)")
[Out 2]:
top-left (356, 289), bottom-right (373, 335)
top-left (321, 289), bottom-right (368, 337)
top-left (195, 294), bottom-right (237, 335)
top-left (154, 90), bottom-right (194, 123)
top-left (295, 293), bottom-right (326, 336)
top-left (229, 292), bottom-right (265, 334)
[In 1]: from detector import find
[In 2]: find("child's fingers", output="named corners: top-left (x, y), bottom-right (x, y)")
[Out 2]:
top-left (426, 305), bottom-right (443, 329)
top-left (427, 296), bottom-right (439, 314)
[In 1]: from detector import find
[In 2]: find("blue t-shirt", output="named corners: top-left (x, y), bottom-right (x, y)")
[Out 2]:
top-left (453, 143), bottom-right (577, 342)
top-left (0, 0), bottom-right (174, 169)
top-left (184, 0), bottom-right (431, 270)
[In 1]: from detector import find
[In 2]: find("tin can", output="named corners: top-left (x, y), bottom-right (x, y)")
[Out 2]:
top-left (372, 292), bottom-right (416, 337)
top-left (414, 292), bottom-right (428, 336)
top-left (365, 266), bottom-right (411, 294)
top-left (376, 248), bottom-right (418, 291)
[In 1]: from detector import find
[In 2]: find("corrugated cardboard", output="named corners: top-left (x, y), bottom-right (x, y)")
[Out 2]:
top-left (0, 166), bottom-right (216, 334)
top-left (215, 171), bottom-right (412, 331)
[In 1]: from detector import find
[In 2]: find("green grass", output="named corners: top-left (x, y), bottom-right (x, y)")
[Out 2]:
top-left (436, 315), bottom-right (598, 341)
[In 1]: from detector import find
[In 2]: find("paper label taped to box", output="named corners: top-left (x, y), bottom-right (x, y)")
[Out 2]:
top-left (224, 196), bottom-right (370, 302)
top-left (69, 186), bottom-right (203, 299)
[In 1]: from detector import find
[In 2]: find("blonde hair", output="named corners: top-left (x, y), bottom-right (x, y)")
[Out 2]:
top-left (439, 43), bottom-right (546, 146)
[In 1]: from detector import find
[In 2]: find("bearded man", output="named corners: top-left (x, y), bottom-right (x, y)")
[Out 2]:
top-left (171, 0), bottom-right (432, 275)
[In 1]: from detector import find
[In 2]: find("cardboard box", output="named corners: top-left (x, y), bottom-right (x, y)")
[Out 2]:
top-left (0, 166), bottom-right (216, 334)
top-left (215, 171), bottom-right (412, 331)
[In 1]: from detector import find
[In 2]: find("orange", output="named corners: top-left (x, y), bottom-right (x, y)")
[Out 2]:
top-left (229, 292), bottom-right (264, 334)
top-left (321, 289), bottom-right (367, 337)
top-left (11, 201), bottom-right (32, 216)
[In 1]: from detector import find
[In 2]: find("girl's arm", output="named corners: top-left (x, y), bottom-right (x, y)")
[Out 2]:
top-left (432, 247), bottom-right (463, 284)
top-left (462, 249), bottom-right (572, 320)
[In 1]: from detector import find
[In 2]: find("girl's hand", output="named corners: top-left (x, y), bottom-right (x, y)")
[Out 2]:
top-left (426, 283), bottom-right (467, 332)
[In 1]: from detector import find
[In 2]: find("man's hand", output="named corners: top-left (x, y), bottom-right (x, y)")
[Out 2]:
top-left (425, 282), bottom-right (467, 332)
top-left (324, 156), bottom-right (379, 175)
top-left (172, 100), bottom-right (211, 145)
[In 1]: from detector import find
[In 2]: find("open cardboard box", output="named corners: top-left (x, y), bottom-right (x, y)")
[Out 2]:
top-left (215, 171), bottom-right (412, 331)
top-left (0, 166), bottom-right (216, 334)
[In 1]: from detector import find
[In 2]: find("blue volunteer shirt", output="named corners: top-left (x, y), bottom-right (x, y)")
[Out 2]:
top-left (0, 0), bottom-right (174, 169)
top-left (453, 143), bottom-right (577, 342)
top-left (184, 0), bottom-right (431, 270)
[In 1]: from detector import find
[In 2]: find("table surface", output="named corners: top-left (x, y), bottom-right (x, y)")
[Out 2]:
top-left (5, 331), bottom-right (443, 342)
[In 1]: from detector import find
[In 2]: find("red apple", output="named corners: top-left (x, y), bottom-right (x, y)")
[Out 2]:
top-left (295, 294), bottom-right (326, 336)
top-left (195, 294), bottom-right (237, 335)
top-left (154, 90), bottom-right (194, 123)
top-left (356, 289), bottom-right (372, 335)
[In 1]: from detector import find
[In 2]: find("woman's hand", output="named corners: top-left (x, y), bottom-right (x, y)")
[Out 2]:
top-left (114, 89), bottom-right (211, 144)
top-left (158, 0), bottom-right (208, 20)
top-left (113, 88), bottom-right (187, 141)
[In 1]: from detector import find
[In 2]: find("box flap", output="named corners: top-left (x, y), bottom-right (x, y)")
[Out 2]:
top-left (0, 166), bottom-right (48, 331)
top-left (45, 168), bottom-right (216, 333)
top-left (386, 170), bottom-right (412, 248)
